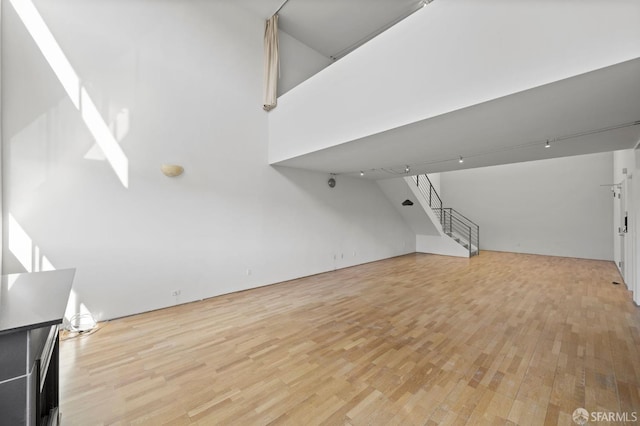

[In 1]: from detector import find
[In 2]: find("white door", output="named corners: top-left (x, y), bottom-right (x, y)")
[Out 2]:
top-left (616, 181), bottom-right (626, 281)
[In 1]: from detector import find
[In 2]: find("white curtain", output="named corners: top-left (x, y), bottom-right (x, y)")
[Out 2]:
top-left (263, 14), bottom-right (279, 111)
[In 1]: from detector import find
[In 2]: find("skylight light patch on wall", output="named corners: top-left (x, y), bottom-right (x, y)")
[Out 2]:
top-left (9, 0), bottom-right (129, 188)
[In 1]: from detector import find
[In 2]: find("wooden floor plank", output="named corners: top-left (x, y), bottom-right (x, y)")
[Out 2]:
top-left (59, 251), bottom-right (640, 425)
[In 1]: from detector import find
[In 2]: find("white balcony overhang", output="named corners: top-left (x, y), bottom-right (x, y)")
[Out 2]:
top-left (268, 0), bottom-right (640, 178)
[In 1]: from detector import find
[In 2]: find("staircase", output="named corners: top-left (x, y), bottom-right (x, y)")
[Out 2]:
top-left (412, 175), bottom-right (480, 256)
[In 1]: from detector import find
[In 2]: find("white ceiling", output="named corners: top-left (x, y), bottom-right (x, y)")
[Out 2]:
top-left (241, 0), bottom-right (422, 59)
top-left (272, 58), bottom-right (640, 179)
top-left (236, 0), bottom-right (282, 19)
top-left (277, 0), bottom-right (422, 59)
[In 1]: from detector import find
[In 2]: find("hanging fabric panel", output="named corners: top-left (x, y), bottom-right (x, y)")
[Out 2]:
top-left (263, 14), bottom-right (279, 111)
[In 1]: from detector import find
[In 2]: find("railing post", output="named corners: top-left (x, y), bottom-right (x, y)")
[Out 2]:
top-left (469, 227), bottom-right (472, 256)
top-left (429, 184), bottom-right (432, 207)
top-left (416, 174), bottom-right (419, 187)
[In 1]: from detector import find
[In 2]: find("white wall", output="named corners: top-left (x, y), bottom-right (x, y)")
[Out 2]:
top-left (377, 177), bottom-right (469, 258)
top-left (440, 153), bottom-right (614, 260)
top-left (269, 0), bottom-right (640, 163)
top-left (376, 178), bottom-right (439, 236)
top-left (426, 173), bottom-right (440, 197)
top-left (278, 30), bottom-right (332, 96)
top-left (1, 0), bottom-right (415, 321)
top-left (416, 235), bottom-right (469, 258)
top-left (0, 2), bottom-right (3, 276)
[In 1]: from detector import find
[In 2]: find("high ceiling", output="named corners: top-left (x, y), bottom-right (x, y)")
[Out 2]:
top-left (278, 0), bottom-right (422, 59)
top-left (241, 0), bottom-right (422, 59)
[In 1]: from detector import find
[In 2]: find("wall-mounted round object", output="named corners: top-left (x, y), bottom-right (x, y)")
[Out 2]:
top-left (328, 177), bottom-right (336, 188)
top-left (161, 164), bottom-right (184, 177)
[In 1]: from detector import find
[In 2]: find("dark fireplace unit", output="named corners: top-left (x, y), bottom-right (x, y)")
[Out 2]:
top-left (0, 269), bottom-right (75, 425)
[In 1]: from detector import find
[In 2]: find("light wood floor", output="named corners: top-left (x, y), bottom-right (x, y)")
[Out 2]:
top-left (59, 251), bottom-right (640, 425)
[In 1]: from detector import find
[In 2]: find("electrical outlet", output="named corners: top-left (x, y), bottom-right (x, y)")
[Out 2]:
top-left (246, 268), bottom-right (252, 276)
top-left (172, 289), bottom-right (181, 296)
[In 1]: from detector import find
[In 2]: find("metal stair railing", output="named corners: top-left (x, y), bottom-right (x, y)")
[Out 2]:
top-left (412, 174), bottom-right (443, 223)
top-left (442, 208), bottom-right (480, 256)
top-left (412, 174), bottom-right (480, 256)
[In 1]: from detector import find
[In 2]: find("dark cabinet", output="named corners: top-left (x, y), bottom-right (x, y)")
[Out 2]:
top-left (0, 270), bottom-right (75, 425)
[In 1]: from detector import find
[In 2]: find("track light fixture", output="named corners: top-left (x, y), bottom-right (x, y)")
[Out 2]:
top-left (351, 120), bottom-right (637, 178)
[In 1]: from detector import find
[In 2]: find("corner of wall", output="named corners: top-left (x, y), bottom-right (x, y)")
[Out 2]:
top-left (0, 0), bottom-right (4, 275)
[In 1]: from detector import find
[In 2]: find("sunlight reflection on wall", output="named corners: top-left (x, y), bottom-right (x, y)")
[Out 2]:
top-left (9, 0), bottom-right (129, 188)
top-left (8, 213), bottom-right (92, 327)
top-left (8, 213), bottom-right (54, 273)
